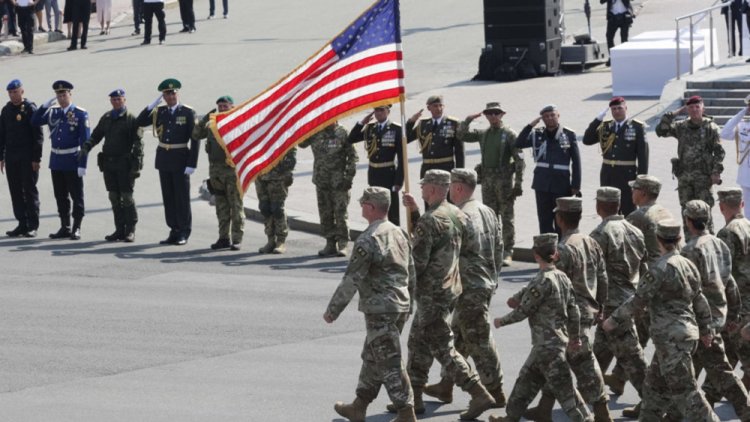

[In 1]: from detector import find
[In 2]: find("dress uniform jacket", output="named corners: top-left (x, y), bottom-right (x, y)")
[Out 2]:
top-left (31, 104), bottom-right (89, 170)
top-left (516, 125), bottom-right (580, 194)
top-left (406, 116), bottom-right (465, 175)
top-left (720, 107), bottom-right (750, 188)
top-left (136, 104), bottom-right (198, 171)
top-left (348, 120), bottom-right (404, 188)
top-left (0, 98), bottom-right (43, 163)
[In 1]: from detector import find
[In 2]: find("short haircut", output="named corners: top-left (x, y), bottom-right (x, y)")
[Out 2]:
top-left (556, 210), bottom-right (581, 228)
top-left (657, 236), bottom-right (680, 250)
top-left (598, 201), bottom-right (620, 215)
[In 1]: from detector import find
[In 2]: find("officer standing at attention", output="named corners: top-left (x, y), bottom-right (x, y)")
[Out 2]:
top-left (136, 78), bottom-right (199, 246)
top-left (255, 148), bottom-right (296, 254)
top-left (582, 97), bottom-right (648, 216)
top-left (515, 105), bottom-right (581, 234)
top-left (406, 95), bottom-right (464, 179)
top-left (192, 95), bottom-right (244, 251)
top-left (31, 80), bottom-right (89, 240)
top-left (348, 105), bottom-right (404, 225)
top-left (719, 95), bottom-right (750, 216)
top-left (80, 89), bottom-right (144, 243)
top-left (0, 79), bottom-right (43, 238)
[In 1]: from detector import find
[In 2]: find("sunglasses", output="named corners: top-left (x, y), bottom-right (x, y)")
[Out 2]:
top-left (484, 111), bottom-right (502, 116)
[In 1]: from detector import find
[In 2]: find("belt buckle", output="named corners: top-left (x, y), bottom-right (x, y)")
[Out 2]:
top-left (165, 144), bottom-right (171, 151)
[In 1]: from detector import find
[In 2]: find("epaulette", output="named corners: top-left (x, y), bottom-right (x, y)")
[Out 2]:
top-left (74, 106), bottom-right (87, 112)
top-left (389, 122), bottom-right (402, 128)
top-left (445, 115), bottom-right (460, 123)
top-left (631, 119), bottom-right (645, 126)
top-left (181, 104), bottom-right (194, 110)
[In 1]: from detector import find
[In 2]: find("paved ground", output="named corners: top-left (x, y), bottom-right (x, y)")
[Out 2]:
top-left (0, 0), bottom-right (747, 420)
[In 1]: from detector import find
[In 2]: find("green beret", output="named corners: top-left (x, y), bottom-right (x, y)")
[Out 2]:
top-left (717, 187), bottom-right (743, 206)
top-left (656, 219), bottom-right (682, 240)
top-left (533, 233), bottom-right (558, 248)
top-left (596, 187), bottom-right (621, 203)
top-left (683, 200), bottom-right (710, 220)
top-left (450, 168), bottom-right (477, 186)
top-left (628, 175), bottom-right (662, 196)
top-left (426, 95), bottom-right (443, 105)
top-left (359, 186), bottom-right (391, 208)
top-left (553, 196), bottom-right (582, 213)
top-left (158, 78), bottom-right (182, 92)
top-left (216, 95), bottom-right (234, 104)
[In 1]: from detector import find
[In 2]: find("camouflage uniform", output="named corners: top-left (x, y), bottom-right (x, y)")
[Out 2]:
top-left (589, 214), bottom-right (648, 396)
top-left (495, 259), bottom-right (593, 421)
top-left (458, 120), bottom-right (524, 256)
top-left (325, 215), bottom-right (415, 411)
top-left (255, 148), bottom-right (296, 244)
top-left (299, 123), bottom-right (358, 246)
top-left (193, 111), bottom-right (244, 244)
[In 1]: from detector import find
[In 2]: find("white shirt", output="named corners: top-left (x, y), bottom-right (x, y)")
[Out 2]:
top-left (611, 0), bottom-right (628, 15)
top-left (16, 0), bottom-right (34, 7)
top-left (143, 0), bottom-right (165, 3)
top-left (721, 107), bottom-right (750, 186)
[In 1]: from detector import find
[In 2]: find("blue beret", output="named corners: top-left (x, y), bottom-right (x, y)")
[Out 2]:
top-left (6, 79), bottom-right (22, 90)
top-left (52, 80), bottom-right (74, 92)
top-left (109, 89), bottom-right (126, 97)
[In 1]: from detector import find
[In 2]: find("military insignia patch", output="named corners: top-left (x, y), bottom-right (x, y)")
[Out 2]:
top-left (356, 246), bottom-right (367, 256)
top-left (530, 287), bottom-right (540, 297)
top-left (642, 271), bottom-right (655, 285)
top-left (416, 226), bottom-right (425, 237)
top-left (176, 116), bottom-right (187, 125)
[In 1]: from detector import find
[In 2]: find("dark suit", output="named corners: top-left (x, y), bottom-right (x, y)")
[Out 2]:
top-left (722, 0), bottom-right (744, 55)
top-left (69, 0), bottom-right (90, 49)
top-left (601, 0), bottom-right (634, 52)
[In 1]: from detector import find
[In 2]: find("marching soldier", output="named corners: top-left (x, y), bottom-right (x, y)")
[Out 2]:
top-left (582, 97), bottom-right (648, 216)
top-left (256, 148), bottom-right (296, 254)
top-left (515, 105), bottom-right (581, 235)
top-left (458, 102), bottom-right (524, 266)
top-left (31, 80), bottom-right (89, 240)
top-left (136, 78), bottom-right (199, 246)
top-left (406, 95), bottom-right (464, 178)
top-left (348, 105), bottom-right (404, 225)
top-left (80, 89), bottom-right (144, 243)
top-left (719, 95), bottom-right (750, 216)
top-left (0, 79), bottom-right (43, 238)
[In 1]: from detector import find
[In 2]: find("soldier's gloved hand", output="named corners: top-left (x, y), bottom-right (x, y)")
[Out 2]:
top-left (184, 167), bottom-right (195, 175)
top-left (43, 97), bottom-right (56, 108)
top-left (77, 167), bottom-right (86, 178)
top-left (148, 94), bottom-right (163, 111)
top-left (78, 143), bottom-right (90, 160)
top-left (512, 185), bottom-right (523, 198)
top-left (597, 106), bottom-right (609, 121)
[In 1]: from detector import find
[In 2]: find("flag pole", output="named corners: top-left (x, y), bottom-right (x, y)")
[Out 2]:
top-left (399, 98), bottom-right (412, 234)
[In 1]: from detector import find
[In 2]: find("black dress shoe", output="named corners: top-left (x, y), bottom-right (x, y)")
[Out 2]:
top-left (159, 237), bottom-right (176, 245)
top-left (105, 230), bottom-right (124, 242)
top-left (70, 228), bottom-right (81, 240)
top-left (230, 243), bottom-right (241, 251)
top-left (23, 230), bottom-right (37, 238)
top-left (6, 226), bottom-right (26, 237)
top-left (174, 236), bottom-right (187, 246)
top-left (179, 27), bottom-right (190, 33)
top-left (141, 40), bottom-right (151, 45)
top-left (49, 227), bottom-right (71, 239)
top-left (123, 232), bottom-right (135, 243)
top-left (210, 238), bottom-right (231, 250)
top-left (67, 46), bottom-right (77, 51)
top-left (80, 46), bottom-right (87, 49)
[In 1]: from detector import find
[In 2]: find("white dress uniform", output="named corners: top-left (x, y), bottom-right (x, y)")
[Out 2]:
top-left (720, 104), bottom-right (750, 216)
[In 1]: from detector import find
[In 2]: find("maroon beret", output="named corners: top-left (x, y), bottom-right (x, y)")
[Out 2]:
top-left (686, 95), bottom-right (703, 105)
top-left (609, 96), bottom-right (625, 107)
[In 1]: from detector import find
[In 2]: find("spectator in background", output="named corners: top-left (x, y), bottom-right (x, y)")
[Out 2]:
top-left (62, 0), bottom-right (72, 38)
top-left (177, 0), bottom-right (194, 33)
top-left (141, 0), bottom-right (165, 45)
top-left (0, 0), bottom-right (7, 37)
top-left (33, 0), bottom-right (44, 31)
top-left (601, 0), bottom-right (635, 66)
top-left (6, 0), bottom-right (18, 37)
top-left (131, 0), bottom-right (142, 35)
top-left (96, 0), bottom-right (111, 34)
top-left (67, 0), bottom-right (90, 50)
top-left (44, 0), bottom-right (61, 33)
top-left (207, 0), bottom-right (227, 19)
top-left (722, 0), bottom-right (744, 56)
top-left (13, 0), bottom-right (37, 54)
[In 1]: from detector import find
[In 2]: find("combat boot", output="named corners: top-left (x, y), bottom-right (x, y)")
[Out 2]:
top-left (488, 416), bottom-right (510, 422)
top-left (211, 238), bottom-right (231, 250)
top-left (105, 228), bottom-right (124, 242)
top-left (390, 404), bottom-right (416, 422)
top-left (258, 236), bottom-right (275, 254)
top-left (523, 392), bottom-right (554, 422)
top-left (334, 396), bottom-right (368, 422)
top-left (336, 239), bottom-right (349, 257)
top-left (459, 382), bottom-right (495, 420)
top-left (318, 238), bottom-right (337, 257)
top-left (487, 384), bottom-right (507, 408)
top-left (603, 373), bottom-right (625, 396)
top-left (423, 378), bottom-right (454, 403)
top-left (123, 226), bottom-right (135, 243)
top-left (49, 217), bottom-right (71, 239)
top-left (621, 402), bottom-right (640, 418)
top-left (387, 387), bottom-right (425, 414)
top-left (502, 251), bottom-right (512, 267)
top-left (272, 237), bottom-right (287, 254)
top-left (70, 218), bottom-right (82, 240)
top-left (592, 399), bottom-right (613, 422)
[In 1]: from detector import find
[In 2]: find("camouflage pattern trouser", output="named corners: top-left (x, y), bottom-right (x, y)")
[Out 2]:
top-left (210, 166), bottom-right (244, 243)
top-left (356, 312), bottom-right (414, 410)
top-left (592, 309), bottom-right (647, 396)
top-left (440, 288), bottom-right (503, 389)
top-left (721, 315), bottom-right (750, 382)
top-left (316, 185), bottom-right (350, 241)
top-left (103, 169), bottom-right (137, 230)
top-left (505, 345), bottom-right (593, 421)
top-left (406, 298), bottom-right (480, 390)
top-left (543, 322), bottom-right (606, 404)
top-left (255, 175), bottom-right (291, 240)
top-left (481, 170), bottom-right (515, 254)
top-left (677, 173), bottom-right (715, 235)
top-left (690, 334), bottom-right (750, 419)
top-left (641, 340), bottom-right (719, 422)
top-left (611, 308), bottom-right (650, 383)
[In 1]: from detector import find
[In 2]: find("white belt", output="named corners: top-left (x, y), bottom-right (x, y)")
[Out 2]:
top-left (51, 147), bottom-right (80, 155)
top-left (536, 162), bottom-right (569, 171)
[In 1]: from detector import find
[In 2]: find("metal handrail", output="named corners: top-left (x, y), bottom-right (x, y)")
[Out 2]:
top-left (675, 1), bottom-right (733, 80)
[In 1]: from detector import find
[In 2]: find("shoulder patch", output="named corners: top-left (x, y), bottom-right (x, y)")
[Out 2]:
top-left (356, 246), bottom-right (367, 257)
top-left (641, 271), bottom-right (655, 285)
top-left (530, 287), bottom-right (541, 298)
top-left (415, 225), bottom-right (426, 237)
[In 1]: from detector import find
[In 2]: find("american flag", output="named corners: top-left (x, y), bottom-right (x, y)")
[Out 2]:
top-left (211, 0), bottom-right (404, 193)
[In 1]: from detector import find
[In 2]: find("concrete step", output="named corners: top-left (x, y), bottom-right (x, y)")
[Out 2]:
top-left (684, 88), bottom-right (750, 98)
top-left (686, 80), bottom-right (750, 90)
top-left (704, 106), bottom-right (745, 116)
top-left (701, 98), bottom-right (748, 107)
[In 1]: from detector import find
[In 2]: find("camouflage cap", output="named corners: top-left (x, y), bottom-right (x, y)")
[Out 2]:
top-left (628, 174), bottom-right (662, 195)
top-left (596, 186), bottom-right (621, 203)
top-left (717, 187), bottom-right (743, 206)
top-left (533, 233), bottom-right (558, 248)
top-left (426, 95), bottom-right (443, 105)
top-left (553, 196), bottom-right (582, 213)
top-left (358, 186), bottom-right (391, 208)
top-left (450, 168), bottom-right (477, 186)
top-left (420, 169), bottom-right (451, 186)
top-left (656, 219), bottom-right (682, 240)
top-left (483, 102), bottom-right (505, 113)
top-left (683, 199), bottom-right (711, 220)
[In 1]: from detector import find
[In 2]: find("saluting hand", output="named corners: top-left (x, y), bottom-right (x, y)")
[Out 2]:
top-left (675, 105), bottom-right (687, 115)
top-left (408, 109), bottom-right (424, 123)
top-left (466, 112), bottom-right (483, 121)
top-left (529, 116), bottom-right (542, 127)
top-left (361, 111), bottom-right (374, 125)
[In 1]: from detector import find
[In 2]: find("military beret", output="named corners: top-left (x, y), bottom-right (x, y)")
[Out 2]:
top-left (52, 80), bottom-right (73, 92)
top-left (656, 219), bottom-right (682, 240)
top-left (216, 95), bottom-right (234, 104)
top-left (686, 95), bottom-right (703, 105)
top-left (539, 104), bottom-right (558, 115)
top-left (426, 95), bottom-right (443, 105)
top-left (158, 78), bottom-right (182, 92)
top-left (483, 102), bottom-right (505, 114)
top-left (420, 169), bottom-right (451, 186)
top-left (450, 168), bottom-right (477, 186)
top-left (374, 104), bottom-right (392, 110)
top-left (717, 187), bottom-right (743, 206)
top-left (108, 89), bottom-right (125, 97)
top-left (609, 96), bottom-right (625, 107)
top-left (683, 199), bottom-right (711, 220)
top-left (533, 233), bottom-right (558, 248)
top-left (553, 196), bottom-right (582, 213)
top-left (6, 79), bottom-right (22, 90)
top-left (596, 186), bottom-right (621, 203)
top-left (358, 186), bottom-right (391, 208)
top-left (628, 174), bottom-right (662, 196)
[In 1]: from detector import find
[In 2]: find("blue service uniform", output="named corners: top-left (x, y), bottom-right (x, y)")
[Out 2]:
top-left (31, 104), bottom-right (90, 228)
top-left (516, 125), bottom-right (581, 234)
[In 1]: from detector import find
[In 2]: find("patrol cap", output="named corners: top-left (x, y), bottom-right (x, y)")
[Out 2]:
top-left (108, 89), bottom-right (125, 97)
top-left (553, 196), bottom-right (582, 213)
top-left (539, 104), bottom-right (558, 115)
top-left (609, 96), bottom-right (626, 107)
top-left (686, 95), bottom-right (703, 105)
top-left (450, 168), bottom-right (477, 187)
top-left (628, 174), bottom-right (662, 196)
top-left (426, 95), bottom-right (443, 105)
top-left (533, 233), bottom-right (558, 248)
top-left (373, 104), bottom-right (392, 111)
top-left (420, 169), bottom-right (451, 186)
top-left (683, 199), bottom-right (711, 220)
top-left (158, 78), bottom-right (181, 92)
top-left (52, 80), bottom-right (73, 92)
top-left (358, 186), bottom-right (391, 208)
top-left (483, 102), bottom-right (505, 114)
top-left (6, 79), bottom-right (22, 90)
top-left (656, 219), bottom-right (682, 240)
top-left (717, 187), bottom-right (743, 206)
top-left (596, 186), bottom-right (621, 203)
top-left (216, 95), bottom-right (234, 104)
